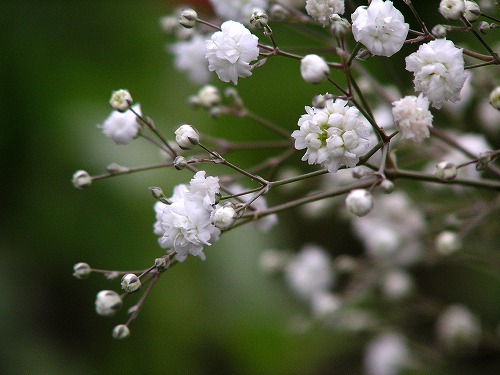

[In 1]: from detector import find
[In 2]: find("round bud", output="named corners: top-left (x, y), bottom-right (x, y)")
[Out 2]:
top-left (154, 257), bottom-right (169, 272)
top-left (179, 8), bottom-right (197, 28)
top-left (95, 290), bottom-right (123, 316)
top-left (175, 124), bottom-right (199, 150)
top-left (464, 1), bottom-right (481, 22)
top-left (329, 14), bottom-right (351, 37)
top-left (435, 161), bottom-right (458, 181)
top-left (72, 170), bottom-right (92, 190)
top-left (345, 189), bottom-right (374, 217)
top-left (109, 89), bottom-right (132, 112)
top-left (112, 324), bottom-right (130, 340)
top-left (478, 21), bottom-right (490, 34)
top-left (197, 85), bottom-right (221, 108)
top-left (351, 166), bottom-right (371, 179)
top-left (489, 86), bottom-right (500, 111)
top-left (121, 273), bottom-right (141, 293)
top-left (250, 9), bottom-right (269, 29)
top-left (431, 24), bottom-right (447, 38)
top-left (300, 54), bottom-right (330, 84)
top-left (382, 269), bottom-right (413, 301)
top-left (212, 204), bottom-right (237, 230)
top-left (73, 262), bottom-right (92, 279)
top-left (355, 48), bottom-right (372, 61)
top-left (149, 186), bottom-right (165, 200)
top-left (435, 231), bottom-right (462, 255)
top-left (380, 179), bottom-right (395, 194)
top-left (174, 155), bottom-right (188, 170)
top-left (439, 0), bottom-right (465, 20)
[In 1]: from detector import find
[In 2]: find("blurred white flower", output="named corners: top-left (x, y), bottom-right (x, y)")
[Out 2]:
top-left (305, 0), bottom-right (345, 27)
top-left (436, 305), bottom-right (481, 352)
top-left (170, 34), bottom-right (212, 85)
top-left (364, 333), bottom-right (410, 375)
top-left (209, 0), bottom-right (269, 23)
top-left (101, 104), bottom-right (141, 144)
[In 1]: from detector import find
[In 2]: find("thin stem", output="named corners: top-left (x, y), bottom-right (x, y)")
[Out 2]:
top-left (125, 272), bottom-right (160, 326)
top-left (91, 162), bottom-right (173, 181)
top-left (461, 16), bottom-right (500, 63)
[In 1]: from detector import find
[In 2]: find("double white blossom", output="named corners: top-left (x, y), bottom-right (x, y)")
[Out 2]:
top-left (155, 172), bottom-right (221, 262)
top-left (392, 94), bottom-right (433, 142)
top-left (209, 0), bottom-right (269, 23)
top-left (206, 21), bottom-right (259, 85)
top-left (305, 0), bottom-right (345, 27)
top-left (100, 104), bottom-right (141, 144)
top-left (351, 0), bottom-right (409, 57)
top-left (406, 39), bottom-right (467, 109)
top-left (292, 98), bottom-right (371, 173)
top-left (170, 34), bottom-right (212, 85)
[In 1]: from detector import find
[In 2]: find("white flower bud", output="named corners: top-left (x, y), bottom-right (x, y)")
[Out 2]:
top-left (95, 290), bottom-right (122, 316)
top-left (478, 21), bottom-right (490, 34)
top-left (174, 124), bottom-right (199, 150)
top-left (109, 89), bottom-right (132, 112)
top-left (345, 189), bottom-right (374, 217)
top-left (436, 305), bottom-right (481, 353)
top-left (121, 273), bottom-right (141, 292)
top-left (439, 0), bottom-right (465, 20)
top-left (154, 256), bottom-right (170, 272)
top-left (380, 179), bottom-right (395, 194)
top-left (435, 231), bottom-right (462, 255)
top-left (329, 14), bottom-right (351, 37)
top-left (464, 1), bottom-right (481, 22)
top-left (300, 54), bottom-right (330, 84)
top-left (489, 86), bottom-right (500, 111)
top-left (351, 166), bottom-right (372, 179)
top-left (382, 269), bottom-right (414, 301)
top-left (112, 324), bottom-right (130, 340)
top-left (106, 163), bottom-right (129, 174)
top-left (73, 262), bottom-right (92, 279)
top-left (179, 8), bottom-right (197, 28)
top-left (72, 170), bottom-right (92, 190)
top-left (432, 24), bottom-right (448, 38)
top-left (435, 161), bottom-right (458, 181)
top-left (312, 94), bottom-right (327, 108)
top-left (174, 155), bottom-right (188, 170)
top-left (212, 204), bottom-right (237, 230)
top-left (197, 85), bottom-right (221, 108)
top-left (250, 9), bottom-right (268, 29)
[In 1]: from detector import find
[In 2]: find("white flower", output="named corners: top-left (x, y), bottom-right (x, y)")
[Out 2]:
top-left (392, 94), bottom-right (433, 142)
top-left (439, 0), bottom-right (465, 20)
top-left (305, 0), bottom-right (345, 27)
top-left (206, 21), bottom-right (259, 85)
top-left (464, 1), bottom-right (481, 22)
top-left (345, 189), bottom-right (374, 216)
top-left (364, 333), bottom-right (410, 375)
top-left (292, 98), bottom-right (371, 173)
top-left (351, 0), bottom-right (409, 57)
top-left (209, 0), bottom-right (269, 23)
top-left (435, 231), bottom-right (462, 255)
top-left (109, 89), bottom-right (132, 112)
top-left (95, 290), bottom-right (122, 316)
top-left (101, 104), bottom-right (141, 144)
top-left (285, 244), bottom-right (334, 301)
top-left (300, 54), bottom-right (330, 84)
top-left (174, 124), bottom-right (200, 150)
top-left (188, 171), bottom-right (220, 209)
top-left (211, 204), bottom-right (236, 230)
top-left (382, 269), bottom-right (413, 300)
top-left (170, 34), bottom-right (212, 85)
top-left (405, 39), bottom-right (467, 109)
top-left (436, 305), bottom-right (481, 352)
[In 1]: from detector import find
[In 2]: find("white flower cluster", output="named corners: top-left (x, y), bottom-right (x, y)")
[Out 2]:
top-left (154, 171), bottom-right (222, 262)
top-left (209, 0), bottom-right (269, 23)
top-left (406, 39), bottom-right (467, 109)
top-left (351, 0), bottom-right (409, 57)
top-left (170, 34), bottom-right (212, 85)
top-left (101, 104), bottom-right (141, 144)
top-left (206, 21), bottom-right (260, 85)
top-left (292, 98), bottom-right (371, 173)
top-left (305, 0), bottom-right (345, 27)
top-left (392, 94), bottom-right (433, 143)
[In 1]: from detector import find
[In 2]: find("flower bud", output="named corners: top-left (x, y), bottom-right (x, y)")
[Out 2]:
top-left (345, 189), bottom-right (374, 217)
top-left (439, 0), bottom-right (465, 20)
top-left (106, 163), bottom-right (129, 174)
top-left (431, 24), bottom-right (448, 38)
top-left (464, 1), bottom-right (481, 22)
top-left (112, 324), bottom-right (130, 340)
top-left (250, 9), bottom-right (268, 29)
top-left (355, 47), bottom-right (372, 61)
top-left (380, 179), bottom-right (395, 194)
top-left (109, 89), bottom-right (132, 112)
top-left (197, 85), bottom-right (221, 108)
top-left (478, 21), bottom-right (490, 34)
top-left (175, 124), bottom-right (199, 150)
top-left (212, 204), bottom-right (237, 230)
top-left (121, 273), bottom-right (141, 292)
top-left (489, 86), bottom-right (500, 111)
top-left (329, 14), bottom-right (351, 37)
top-left (154, 257), bottom-right (170, 272)
top-left (435, 231), bottom-right (462, 255)
top-left (300, 54), bottom-right (330, 84)
top-left (351, 166), bottom-right (372, 179)
top-left (73, 262), bottom-right (92, 279)
top-left (382, 269), bottom-right (413, 301)
top-left (312, 94), bottom-right (327, 109)
top-left (95, 290), bottom-right (122, 316)
top-left (435, 161), bottom-right (457, 181)
top-left (179, 8), bottom-right (197, 28)
top-left (174, 155), bottom-right (188, 170)
top-left (72, 170), bottom-right (92, 190)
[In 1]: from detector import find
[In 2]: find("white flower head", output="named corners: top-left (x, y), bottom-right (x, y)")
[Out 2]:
top-left (209, 0), bottom-right (269, 23)
top-left (439, 0), bottom-right (466, 20)
top-left (206, 21), bottom-right (260, 85)
top-left (305, 0), bottom-right (345, 27)
top-left (351, 0), bottom-right (409, 57)
top-left (364, 333), bottom-right (410, 375)
top-left (170, 34), bottom-right (212, 85)
top-left (392, 94), bottom-right (433, 142)
top-left (300, 54), bottom-right (330, 84)
top-left (292, 98), bottom-right (371, 173)
top-left (101, 104), bottom-right (141, 145)
top-left (406, 39), bottom-right (467, 109)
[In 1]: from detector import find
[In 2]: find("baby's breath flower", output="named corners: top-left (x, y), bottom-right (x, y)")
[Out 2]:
top-left (439, 0), bottom-right (466, 20)
top-left (436, 305), bottom-right (481, 352)
top-left (435, 231), bottom-right (462, 255)
top-left (392, 94), bottom-right (433, 143)
top-left (179, 8), bottom-right (198, 29)
top-left (364, 333), bottom-right (410, 375)
top-left (170, 34), bottom-right (212, 85)
top-left (306, 0), bottom-right (345, 27)
top-left (72, 170), bottom-right (92, 190)
top-left (300, 54), bottom-right (330, 84)
top-left (435, 161), bottom-right (457, 180)
top-left (175, 124), bottom-right (200, 150)
top-left (211, 204), bottom-right (237, 230)
top-left (95, 290), bottom-right (122, 317)
top-left (109, 89), bottom-right (132, 112)
top-left (101, 104), bottom-right (141, 144)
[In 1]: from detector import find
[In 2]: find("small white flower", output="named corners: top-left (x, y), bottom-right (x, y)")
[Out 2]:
top-left (170, 34), bottom-right (212, 85)
top-left (206, 21), bottom-right (259, 85)
top-left (109, 89), bottom-right (132, 112)
top-left (345, 189), bottom-right (374, 216)
top-left (436, 305), bottom-right (481, 352)
top-left (101, 104), bottom-right (141, 144)
top-left (439, 0), bottom-right (466, 20)
top-left (351, 0), bottom-right (409, 57)
top-left (300, 54), bottom-right (330, 84)
top-left (464, 1), bottom-right (481, 22)
top-left (95, 290), bottom-right (122, 317)
top-left (364, 333), bottom-right (410, 375)
top-left (191, 85), bottom-right (221, 108)
top-left (392, 94), bottom-right (433, 142)
top-left (382, 269), bottom-right (413, 300)
top-left (212, 204), bottom-right (236, 230)
top-left (175, 124), bottom-right (200, 150)
top-left (435, 231), bottom-right (462, 255)
top-left (305, 0), bottom-right (345, 27)
top-left (209, 0), bottom-right (269, 23)
top-left (406, 39), bottom-right (467, 109)
top-left (292, 98), bottom-right (371, 173)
